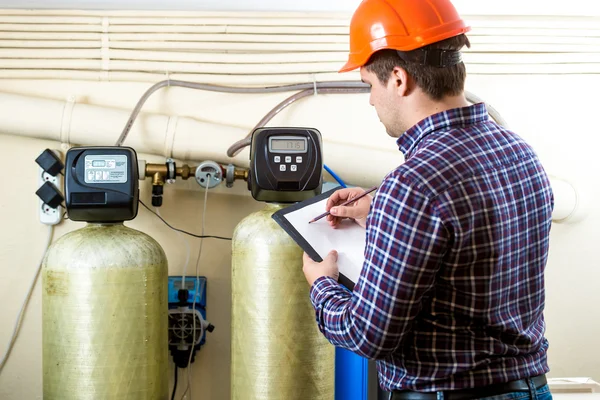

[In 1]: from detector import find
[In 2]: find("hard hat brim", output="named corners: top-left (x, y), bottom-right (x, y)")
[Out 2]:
top-left (338, 60), bottom-right (360, 73)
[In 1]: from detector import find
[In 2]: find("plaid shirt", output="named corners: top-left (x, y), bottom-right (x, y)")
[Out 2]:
top-left (310, 103), bottom-right (553, 392)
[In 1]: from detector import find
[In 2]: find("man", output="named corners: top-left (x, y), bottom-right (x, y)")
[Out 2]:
top-left (302, 0), bottom-right (554, 399)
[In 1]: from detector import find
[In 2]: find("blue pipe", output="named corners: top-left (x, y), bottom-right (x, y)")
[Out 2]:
top-left (323, 164), bottom-right (369, 400)
top-left (324, 164), bottom-right (347, 188)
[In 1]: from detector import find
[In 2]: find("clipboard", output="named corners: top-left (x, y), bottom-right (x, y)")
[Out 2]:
top-left (272, 187), bottom-right (366, 291)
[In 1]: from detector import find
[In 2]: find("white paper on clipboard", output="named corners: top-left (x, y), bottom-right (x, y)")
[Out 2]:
top-left (273, 189), bottom-right (367, 290)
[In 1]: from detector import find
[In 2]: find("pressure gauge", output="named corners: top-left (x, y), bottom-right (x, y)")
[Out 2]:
top-left (65, 146), bottom-right (139, 222)
top-left (248, 127), bottom-right (323, 203)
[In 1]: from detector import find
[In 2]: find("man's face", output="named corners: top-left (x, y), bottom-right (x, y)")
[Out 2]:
top-left (360, 67), bottom-right (408, 138)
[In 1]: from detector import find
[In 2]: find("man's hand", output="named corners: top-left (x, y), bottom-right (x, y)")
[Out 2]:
top-left (326, 187), bottom-right (373, 229)
top-left (303, 251), bottom-right (339, 287)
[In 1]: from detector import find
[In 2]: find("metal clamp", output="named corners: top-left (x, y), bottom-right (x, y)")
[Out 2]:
top-left (166, 158), bottom-right (176, 184)
top-left (226, 164), bottom-right (236, 188)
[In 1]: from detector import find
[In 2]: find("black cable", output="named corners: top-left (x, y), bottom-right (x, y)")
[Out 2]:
top-left (171, 366), bottom-right (178, 400)
top-left (139, 200), bottom-right (232, 241)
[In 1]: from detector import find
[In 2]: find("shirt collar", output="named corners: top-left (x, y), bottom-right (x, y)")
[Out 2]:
top-left (396, 103), bottom-right (490, 159)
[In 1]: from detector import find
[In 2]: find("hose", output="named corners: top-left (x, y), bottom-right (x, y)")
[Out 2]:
top-left (114, 79), bottom-right (369, 147)
top-left (114, 79), bottom-right (508, 162)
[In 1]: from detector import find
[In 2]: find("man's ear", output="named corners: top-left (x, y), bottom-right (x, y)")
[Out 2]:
top-left (391, 66), bottom-right (410, 97)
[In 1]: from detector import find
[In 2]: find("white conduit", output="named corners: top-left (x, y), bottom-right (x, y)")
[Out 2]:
top-left (0, 70), bottom-right (354, 85)
top-left (0, 91), bottom-right (400, 188)
top-left (3, 49), bottom-right (600, 63)
top-left (0, 13), bottom-right (598, 28)
top-left (0, 10), bottom-right (597, 84)
top-left (0, 25), bottom-right (599, 37)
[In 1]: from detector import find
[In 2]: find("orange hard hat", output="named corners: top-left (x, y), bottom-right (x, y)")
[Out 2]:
top-left (340, 0), bottom-right (471, 72)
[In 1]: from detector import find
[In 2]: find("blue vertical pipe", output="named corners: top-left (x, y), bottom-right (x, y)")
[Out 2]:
top-left (322, 165), bottom-right (369, 400)
top-left (335, 348), bottom-right (369, 400)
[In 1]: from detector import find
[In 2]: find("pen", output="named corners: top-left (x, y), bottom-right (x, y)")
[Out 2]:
top-left (308, 185), bottom-right (378, 224)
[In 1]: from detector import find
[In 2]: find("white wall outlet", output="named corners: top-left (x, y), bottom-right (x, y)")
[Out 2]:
top-left (38, 168), bottom-right (62, 225)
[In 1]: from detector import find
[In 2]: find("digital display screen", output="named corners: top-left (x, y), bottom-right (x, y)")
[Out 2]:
top-left (270, 139), bottom-right (306, 152)
top-left (84, 155), bottom-right (127, 184)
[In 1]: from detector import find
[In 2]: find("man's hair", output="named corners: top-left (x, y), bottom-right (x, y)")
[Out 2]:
top-left (365, 34), bottom-right (470, 101)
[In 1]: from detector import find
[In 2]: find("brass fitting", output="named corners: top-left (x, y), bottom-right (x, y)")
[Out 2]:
top-left (234, 168), bottom-right (248, 181)
top-left (145, 163), bottom-right (193, 182)
top-left (152, 172), bottom-right (164, 187)
top-left (144, 161), bottom-right (248, 186)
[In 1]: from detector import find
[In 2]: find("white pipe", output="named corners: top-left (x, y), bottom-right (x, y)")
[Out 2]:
top-left (2, 47), bottom-right (600, 67)
top-left (0, 91), bottom-right (399, 188)
top-left (470, 35), bottom-right (600, 44)
top-left (0, 15), bottom-right (102, 23)
top-left (0, 59), bottom-right (346, 74)
top-left (0, 69), bottom-right (356, 85)
top-left (472, 28), bottom-right (600, 38)
top-left (0, 49), bottom-right (347, 63)
top-left (2, 64), bottom-right (599, 87)
top-left (464, 44), bottom-right (600, 53)
top-left (0, 33), bottom-right (597, 47)
top-left (0, 31), bottom-right (102, 39)
top-left (549, 177), bottom-right (580, 223)
top-left (0, 39), bottom-right (346, 51)
top-left (0, 26), bottom-right (598, 38)
top-left (3, 47), bottom-right (600, 63)
top-left (0, 23), bottom-right (100, 32)
top-left (0, 9), bottom-right (352, 18)
top-left (0, 62), bottom-right (596, 77)
top-left (0, 30), bottom-right (597, 44)
top-left (0, 39), bottom-right (99, 48)
top-left (0, 13), bottom-right (598, 30)
top-left (0, 12), bottom-right (596, 31)
top-left (0, 15), bottom-right (351, 26)
top-left (0, 24), bottom-right (349, 35)
top-left (1, 25), bottom-right (598, 39)
top-left (466, 17), bottom-right (600, 29)
top-left (108, 50), bottom-right (347, 63)
top-left (0, 48), bottom-right (101, 59)
top-left (108, 33), bottom-right (347, 43)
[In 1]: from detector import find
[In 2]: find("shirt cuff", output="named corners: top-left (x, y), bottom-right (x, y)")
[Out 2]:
top-left (310, 276), bottom-right (342, 308)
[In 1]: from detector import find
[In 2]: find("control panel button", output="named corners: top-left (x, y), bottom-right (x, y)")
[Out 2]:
top-left (274, 156), bottom-right (281, 163)
top-left (279, 165), bottom-right (286, 172)
top-left (87, 170), bottom-right (95, 181)
top-left (291, 165), bottom-right (297, 172)
top-left (296, 156), bottom-right (303, 163)
top-left (285, 156), bottom-right (292, 163)
top-left (95, 171), bottom-right (102, 180)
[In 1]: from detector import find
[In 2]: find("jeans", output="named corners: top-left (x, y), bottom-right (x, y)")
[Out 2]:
top-left (479, 384), bottom-right (552, 400)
